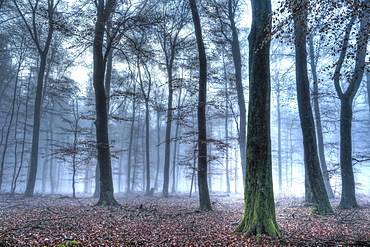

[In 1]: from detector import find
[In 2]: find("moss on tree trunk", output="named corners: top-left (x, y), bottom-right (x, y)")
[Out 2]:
top-left (234, 0), bottom-right (279, 237)
top-left (233, 147), bottom-right (279, 237)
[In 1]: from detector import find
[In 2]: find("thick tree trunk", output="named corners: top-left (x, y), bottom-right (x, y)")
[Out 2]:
top-left (234, 0), bottom-right (279, 237)
top-left (293, 0), bottom-right (333, 215)
top-left (93, 0), bottom-right (118, 206)
top-left (189, 0), bottom-right (212, 211)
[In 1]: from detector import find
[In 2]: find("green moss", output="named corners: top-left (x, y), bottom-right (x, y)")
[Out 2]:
top-left (54, 240), bottom-right (81, 247)
top-left (66, 241), bottom-right (81, 246)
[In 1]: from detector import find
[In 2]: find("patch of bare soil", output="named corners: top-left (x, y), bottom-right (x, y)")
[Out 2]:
top-left (0, 194), bottom-right (369, 246)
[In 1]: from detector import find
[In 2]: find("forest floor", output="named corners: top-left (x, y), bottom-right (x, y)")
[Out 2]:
top-left (0, 193), bottom-right (369, 246)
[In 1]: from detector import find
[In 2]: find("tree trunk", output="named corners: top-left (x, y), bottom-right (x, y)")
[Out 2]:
top-left (333, 3), bottom-right (369, 209)
top-left (307, 37), bottom-right (335, 199)
top-left (276, 83), bottom-right (283, 194)
top-left (292, 0), bottom-right (333, 215)
top-left (0, 51), bottom-right (22, 191)
top-left (189, 0), bottom-right (212, 212)
top-left (366, 70), bottom-right (370, 116)
top-left (24, 53), bottom-right (48, 197)
top-left (137, 59), bottom-right (152, 195)
top-left (338, 97), bottom-right (358, 209)
top-left (234, 0), bottom-right (279, 237)
top-left (126, 85), bottom-right (136, 195)
top-left (93, 0), bottom-right (118, 206)
top-left (12, 0), bottom-right (55, 198)
top-left (162, 58), bottom-right (173, 198)
top-left (226, 0), bottom-right (247, 181)
top-left (225, 80), bottom-right (230, 194)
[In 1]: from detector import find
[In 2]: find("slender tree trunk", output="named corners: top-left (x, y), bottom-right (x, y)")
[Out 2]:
top-left (144, 100), bottom-right (150, 194)
top-left (137, 60), bottom-right (152, 195)
top-left (277, 83), bottom-right (283, 194)
top-left (171, 107), bottom-right (181, 194)
top-left (154, 107), bottom-right (161, 190)
top-left (333, 3), bottom-right (369, 208)
top-left (307, 38), bottom-right (335, 199)
top-left (12, 76), bottom-right (31, 194)
top-left (234, 0), bottom-right (279, 237)
top-left (162, 67), bottom-right (173, 198)
top-left (0, 52), bottom-right (22, 190)
top-left (366, 71), bottom-right (370, 116)
top-left (126, 87), bottom-right (136, 194)
top-left (227, 0), bottom-right (246, 181)
top-left (189, 0), bottom-right (212, 211)
top-left (225, 84), bottom-right (230, 194)
top-left (24, 53), bottom-right (48, 197)
top-left (13, 0), bottom-right (56, 198)
top-left (292, 0), bottom-right (333, 214)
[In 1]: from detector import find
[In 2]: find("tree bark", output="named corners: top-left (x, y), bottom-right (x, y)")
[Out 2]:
top-left (292, 0), bottom-right (333, 215)
top-left (333, 2), bottom-right (369, 208)
top-left (307, 37), bottom-right (335, 199)
top-left (93, 0), bottom-right (118, 206)
top-left (234, 0), bottom-right (279, 237)
top-left (189, 0), bottom-right (212, 211)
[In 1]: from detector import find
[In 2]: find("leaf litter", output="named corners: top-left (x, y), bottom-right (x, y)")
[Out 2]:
top-left (0, 194), bottom-right (369, 246)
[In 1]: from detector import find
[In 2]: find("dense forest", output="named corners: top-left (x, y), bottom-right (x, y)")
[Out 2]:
top-left (0, 0), bottom-right (370, 240)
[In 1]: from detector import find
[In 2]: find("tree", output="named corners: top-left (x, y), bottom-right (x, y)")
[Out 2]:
top-left (92, 0), bottom-right (118, 206)
top-left (136, 52), bottom-right (153, 196)
top-left (292, 0), bottom-right (333, 215)
top-left (333, 0), bottom-right (370, 209)
top-left (234, 0), bottom-right (279, 237)
top-left (307, 36), bottom-right (335, 199)
top-left (155, 0), bottom-right (191, 198)
top-left (13, 0), bottom-right (58, 197)
top-left (210, 0), bottom-right (246, 181)
top-left (189, 0), bottom-right (212, 211)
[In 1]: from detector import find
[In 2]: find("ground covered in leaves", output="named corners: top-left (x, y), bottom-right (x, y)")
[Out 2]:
top-left (0, 194), bottom-right (370, 246)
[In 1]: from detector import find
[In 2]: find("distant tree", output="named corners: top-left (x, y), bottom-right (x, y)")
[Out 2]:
top-left (209, 0), bottom-right (246, 180)
top-left (12, 0), bottom-right (58, 197)
top-left (189, 0), bottom-right (212, 211)
top-left (234, 0), bottom-right (279, 237)
top-left (136, 53), bottom-right (154, 196)
top-left (155, 0), bottom-right (191, 198)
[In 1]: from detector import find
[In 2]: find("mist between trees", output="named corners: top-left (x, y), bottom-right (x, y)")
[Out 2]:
top-left (0, 0), bottom-right (369, 228)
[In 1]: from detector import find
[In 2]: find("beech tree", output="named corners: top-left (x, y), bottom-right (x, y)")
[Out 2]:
top-left (12, 0), bottom-right (58, 197)
top-left (189, 0), bottom-right (212, 211)
top-left (155, 0), bottom-right (191, 198)
top-left (291, 0), bottom-right (333, 215)
top-left (307, 36), bottom-right (335, 199)
top-left (92, 0), bottom-right (118, 206)
top-left (333, 0), bottom-right (370, 209)
top-left (209, 0), bottom-right (246, 180)
top-left (234, 0), bottom-right (279, 237)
